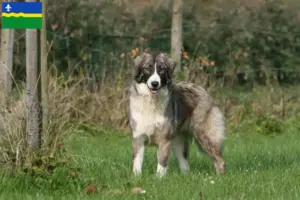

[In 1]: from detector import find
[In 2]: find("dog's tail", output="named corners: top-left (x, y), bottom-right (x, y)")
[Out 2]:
top-left (173, 82), bottom-right (213, 123)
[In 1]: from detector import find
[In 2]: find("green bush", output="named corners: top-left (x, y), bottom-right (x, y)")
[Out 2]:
top-left (255, 115), bottom-right (283, 136)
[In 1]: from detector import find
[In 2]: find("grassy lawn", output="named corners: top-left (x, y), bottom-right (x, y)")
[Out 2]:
top-left (0, 121), bottom-right (300, 200)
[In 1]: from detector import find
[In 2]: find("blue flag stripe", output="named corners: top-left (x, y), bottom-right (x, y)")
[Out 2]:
top-left (2, 2), bottom-right (42, 14)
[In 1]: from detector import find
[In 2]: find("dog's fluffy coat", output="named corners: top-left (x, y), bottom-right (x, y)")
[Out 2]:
top-left (129, 52), bottom-right (226, 177)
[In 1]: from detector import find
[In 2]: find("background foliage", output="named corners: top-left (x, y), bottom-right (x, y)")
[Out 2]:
top-left (2, 0), bottom-right (298, 132)
top-left (8, 0), bottom-right (300, 87)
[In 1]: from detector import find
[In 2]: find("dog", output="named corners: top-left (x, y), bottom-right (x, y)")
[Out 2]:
top-left (128, 52), bottom-right (226, 177)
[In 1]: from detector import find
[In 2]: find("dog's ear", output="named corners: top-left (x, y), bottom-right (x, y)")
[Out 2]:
top-left (133, 54), bottom-right (145, 83)
top-left (163, 54), bottom-right (176, 85)
top-left (166, 57), bottom-right (176, 75)
top-left (134, 54), bottom-right (144, 69)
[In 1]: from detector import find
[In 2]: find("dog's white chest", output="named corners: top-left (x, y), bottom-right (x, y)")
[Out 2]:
top-left (129, 88), bottom-right (169, 138)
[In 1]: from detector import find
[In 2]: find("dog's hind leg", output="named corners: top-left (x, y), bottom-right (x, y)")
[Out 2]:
top-left (194, 107), bottom-right (226, 174)
top-left (195, 133), bottom-right (225, 174)
top-left (172, 134), bottom-right (190, 173)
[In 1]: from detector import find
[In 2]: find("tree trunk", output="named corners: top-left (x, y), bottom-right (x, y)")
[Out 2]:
top-left (171, 0), bottom-right (183, 72)
top-left (26, 0), bottom-right (41, 149)
top-left (0, 29), bottom-right (14, 100)
top-left (41, 0), bottom-right (49, 131)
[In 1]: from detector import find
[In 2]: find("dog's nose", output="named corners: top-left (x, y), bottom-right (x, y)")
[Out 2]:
top-left (151, 81), bottom-right (159, 88)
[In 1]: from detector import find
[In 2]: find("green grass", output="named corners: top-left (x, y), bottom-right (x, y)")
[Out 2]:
top-left (0, 123), bottom-right (300, 200)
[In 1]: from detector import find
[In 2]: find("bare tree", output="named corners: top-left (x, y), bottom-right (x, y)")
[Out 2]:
top-left (26, 0), bottom-right (41, 149)
top-left (0, 29), bottom-right (14, 101)
top-left (171, 0), bottom-right (183, 72)
top-left (41, 0), bottom-right (49, 131)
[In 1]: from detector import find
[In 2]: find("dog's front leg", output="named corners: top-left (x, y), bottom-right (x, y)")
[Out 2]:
top-left (132, 137), bottom-right (145, 176)
top-left (156, 140), bottom-right (171, 177)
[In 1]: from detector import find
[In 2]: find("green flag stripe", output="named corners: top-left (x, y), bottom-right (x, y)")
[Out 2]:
top-left (2, 17), bottom-right (42, 29)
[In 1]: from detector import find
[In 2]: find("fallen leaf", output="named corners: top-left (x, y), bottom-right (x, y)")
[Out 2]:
top-left (131, 187), bottom-right (146, 194)
top-left (84, 184), bottom-right (97, 194)
top-left (70, 171), bottom-right (77, 177)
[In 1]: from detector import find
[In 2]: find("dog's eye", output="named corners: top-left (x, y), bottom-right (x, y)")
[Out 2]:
top-left (159, 68), bottom-right (165, 74)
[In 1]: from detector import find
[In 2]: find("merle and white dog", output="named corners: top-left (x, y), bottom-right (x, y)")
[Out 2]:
top-left (129, 52), bottom-right (226, 177)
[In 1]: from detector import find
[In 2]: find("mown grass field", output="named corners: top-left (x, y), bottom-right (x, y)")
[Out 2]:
top-left (0, 119), bottom-right (300, 200)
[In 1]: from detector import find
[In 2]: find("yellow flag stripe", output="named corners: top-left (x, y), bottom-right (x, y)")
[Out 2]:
top-left (2, 13), bottom-right (42, 18)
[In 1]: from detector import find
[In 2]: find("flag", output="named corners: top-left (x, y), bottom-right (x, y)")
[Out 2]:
top-left (1, 2), bottom-right (42, 29)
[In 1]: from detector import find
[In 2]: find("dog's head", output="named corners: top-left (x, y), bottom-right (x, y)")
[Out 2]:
top-left (133, 52), bottom-right (176, 94)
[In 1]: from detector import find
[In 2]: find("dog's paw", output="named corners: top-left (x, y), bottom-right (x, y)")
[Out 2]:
top-left (133, 169), bottom-right (142, 177)
top-left (156, 173), bottom-right (167, 178)
top-left (156, 164), bottom-right (168, 178)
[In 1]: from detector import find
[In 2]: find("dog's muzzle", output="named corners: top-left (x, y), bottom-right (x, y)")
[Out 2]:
top-left (149, 81), bottom-right (160, 94)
